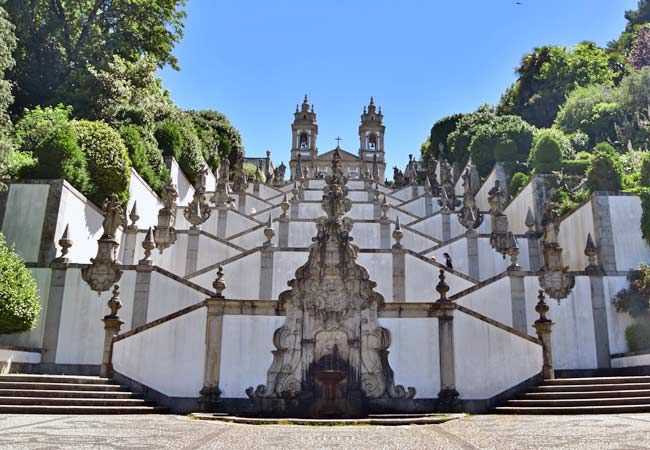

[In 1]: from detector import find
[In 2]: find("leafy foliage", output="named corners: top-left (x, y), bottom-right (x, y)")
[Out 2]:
top-left (447, 105), bottom-right (495, 167)
top-left (561, 159), bottom-right (590, 176)
top-left (0, 2), bottom-right (16, 182)
top-left (0, 233), bottom-right (40, 334)
top-left (120, 125), bottom-right (168, 193)
top-left (629, 25), bottom-right (650, 69)
top-left (424, 114), bottom-right (464, 164)
top-left (15, 106), bottom-right (89, 194)
top-left (625, 322), bottom-right (650, 352)
top-left (73, 120), bottom-right (131, 204)
top-left (187, 109), bottom-right (244, 172)
top-left (614, 264), bottom-right (650, 317)
top-left (498, 43), bottom-right (620, 128)
top-left (493, 138), bottom-right (518, 162)
top-left (585, 142), bottom-right (623, 192)
top-left (5, 0), bottom-right (186, 114)
top-left (155, 121), bottom-right (183, 160)
top-left (531, 133), bottom-right (563, 173)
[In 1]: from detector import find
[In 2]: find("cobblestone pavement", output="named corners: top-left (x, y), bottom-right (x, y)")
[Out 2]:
top-left (1, 413), bottom-right (650, 450)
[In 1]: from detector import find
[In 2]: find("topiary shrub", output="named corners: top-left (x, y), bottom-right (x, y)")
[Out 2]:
top-left (0, 233), bottom-right (41, 334)
top-left (494, 138), bottom-right (518, 162)
top-left (15, 106), bottom-right (90, 195)
top-left (154, 121), bottom-right (182, 160)
top-left (509, 172), bottom-right (529, 198)
top-left (532, 133), bottom-right (563, 173)
top-left (586, 142), bottom-right (623, 192)
top-left (626, 322), bottom-right (650, 352)
top-left (74, 120), bottom-right (132, 205)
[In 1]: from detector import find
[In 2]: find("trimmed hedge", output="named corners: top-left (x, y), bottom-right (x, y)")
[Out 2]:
top-left (0, 233), bottom-right (41, 334)
top-left (494, 138), bottom-right (518, 162)
top-left (154, 121), bottom-right (182, 160)
top-left (626, 321), bottom-right (650, 352)
top-left (74, 120), bottom-right (132, 205)
top-left (121, 125), bottom-right (168, 193)
top-left (561, 159), bottom-right (590, 176)
top-left (509, 172), bottom-right (529, 198)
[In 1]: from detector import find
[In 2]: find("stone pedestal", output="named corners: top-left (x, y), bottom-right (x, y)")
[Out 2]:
top-left (437, 303), bottom-right (460, 412)
top-left (200, 300), bottom-right (225, 411)
top-left (100, 316), bottom-right (124, 378)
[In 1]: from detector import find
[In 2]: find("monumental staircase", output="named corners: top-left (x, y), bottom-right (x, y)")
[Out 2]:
top-left (495, 375), bottom-right (650, 414)
top-left (0, 374), bottom-right (165, 414)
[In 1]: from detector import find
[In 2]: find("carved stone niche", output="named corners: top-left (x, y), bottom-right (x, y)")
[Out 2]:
top-left (246, 148), bottom-right (414, 418)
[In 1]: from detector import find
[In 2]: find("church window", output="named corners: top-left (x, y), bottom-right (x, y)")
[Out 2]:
top-left (368, 134), bottom-right (377, 150)
top-left (299, 133), bottom-right (308, 149)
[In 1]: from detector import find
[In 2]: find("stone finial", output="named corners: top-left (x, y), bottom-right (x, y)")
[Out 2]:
top-left (139, 227), bottom-right (155, 265)
top-left (535, 289), bottom-right (550, 323)
top-left (280, 193), bottom-right (290, 218)
top-left (424, 175), bottom-right (433, 196)
top-left (380, 195), bottom-right (389, 219)
top-left (373, 184), bottom-right (381, 203)
top-left (213, 266), bottom-right (226, 298)
top-left (507, 233), bottom-right (521, 271)
top-left (291, 182), bottom-right (300, 202)
top-left (525, 207), bottom-right (536, 235)
top-left (584, 232), bottom-right (603, 274)
top-left (128, 202), bottom-right (139, 229)
top-left (106, 284), bottom-right (122, 319)
top-left (56, 224), bottom-right (73, 261)
top-left (392, 216), bottom-right (404, 249)
top-left (263, 215), bottom-right (275, 246)
top-left (436, 269), bottom-right (450, 302)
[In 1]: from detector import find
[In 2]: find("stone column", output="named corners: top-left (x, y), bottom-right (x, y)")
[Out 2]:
top-left (435, 270), bottom-right (459, 412)
top-left (238, 192), bottom-right (247, 215)
top-left (100, 286), bottom-right (124, 378)
top-left (466, 230), bottom-right (479, 280)
top-left (392, 219), bottom-right (406, 302)
top-left (200, 268), bottom-right (227, 411)
top-left (122, 228), bottom-right (138, 265)
top-left (589, 276), bottom-right (611, 368)
top-left (216, 208), bottom-right (228, 239)
top-left (42, 262), bottom-right (68, 365)
top-left (185, 227), bottom-right (200, 276)
top-left (591, 195), bottom-right (617, 272)
top-left (424, 193), bottom-right (433, 216)
top-left (278, 215), bottom-right (290, 247)
top-left (533, 290), bottom-right (555, 380)
top-left (441, 209), bottom-right (452, 242)
top-left (259, 221), bottom-right (275, 299)
top-left (525, 207), bottom-right (542, 271)
top-left (132, 231), bottom-right (155, 329)
top-left (509, 273), bottom-right (527, 333)
top-left (380, 218), bottom-right (391, 249)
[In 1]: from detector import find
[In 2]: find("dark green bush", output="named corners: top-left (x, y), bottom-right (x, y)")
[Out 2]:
top-left (640, 153), bottom-right (650, 188)
top-left (641, 190), bottom-right (650, 248)
top-left (15, 106), bottom-right (90, 195)
top-left (532, 133), bottom-right (562, 173)
top-left (120, 125), bottom-right (168, 193)
top-left (509, 172), bottom-right (530, 198)
top-left (561, 159), bottom-right (591, 176)
top-left (625, 321), bottom-right (650, 352)
top-left (586, 142), bottom-right (623, 192)
top-left (0, 233), bottom-right (41, 334)
top-left (74, 120), bottom-right (132, 205)
top-left (494, 138), bottom-right (518, 162)
top-left (154, 121), bottom-right (182, 160)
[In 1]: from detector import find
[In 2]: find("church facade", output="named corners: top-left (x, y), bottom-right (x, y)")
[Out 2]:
top-left (289, 96), bottom-right (387, 181)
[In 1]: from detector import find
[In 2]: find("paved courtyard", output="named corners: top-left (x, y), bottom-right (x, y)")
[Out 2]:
top-left (1, 413), bottom-right (650, 450)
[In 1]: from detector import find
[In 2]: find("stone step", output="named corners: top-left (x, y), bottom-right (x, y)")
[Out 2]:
top-left (0, 405), bottom-right (166, 414)
top-left (0, 396), bottom-right (153, 407)
top-left (523, 389), bottom-right (650, 400)
top-left (531, 383), bottom-right (650, 393)
top-left (507, 396), bottom-right (650, 408)
top-left (0, 389), bottom-right (138, 399)
top-left (545, 376), bottom-right (650, 386)
top-left (495, 404), bottom-right (650, 415)
top-left (0, 374), bottom-right (114, 385)
top-left (0, 382), bottom-right (126, 392)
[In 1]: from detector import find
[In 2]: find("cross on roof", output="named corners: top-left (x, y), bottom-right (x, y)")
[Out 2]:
top-left (335, 136), bottom-right (342, 147)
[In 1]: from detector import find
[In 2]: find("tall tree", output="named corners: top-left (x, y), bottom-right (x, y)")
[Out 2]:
top-left (5, 0), bottom-right (186, 115)
top-left (0, 1), bottom-right (16, 181)
top-left (629, 25), bottom-right (650, 69)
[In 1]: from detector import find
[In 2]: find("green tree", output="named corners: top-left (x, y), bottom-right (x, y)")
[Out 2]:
top-left (585, 142), bottom-right (623, 192)
top-left (5, 0), bottom-right (186, 114)
top-left (424, 114), bottom-right (463, 164)
top-left (0, 1), bottom-right (16, 183)
top-left (447, 105), bottom-right (495, 167)
top-left (509, 172), bottom-right (529, 198)
top-left (498, 43), bottom-right (620, 128)
top-left (120, 125), bottom-right (168, 193)
top-left (629, 25), bottom-right (650, 69)
top-left (0, 233), bottom-right (40, 334)
top-left (187, 109), bottom-right (244, 172)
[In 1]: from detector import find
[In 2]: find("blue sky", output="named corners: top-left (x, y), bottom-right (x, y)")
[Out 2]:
top-left (160, 0), bottom-right (638, 170)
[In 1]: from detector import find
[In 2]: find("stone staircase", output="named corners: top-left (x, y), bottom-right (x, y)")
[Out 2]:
top-left (0, 374), bottom-right (165, 414)
top-left (496, 376), bottom-right (650, 414)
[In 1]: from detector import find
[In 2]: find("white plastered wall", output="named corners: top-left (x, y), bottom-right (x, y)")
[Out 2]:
top-left (609, 196), bottom-right (650, 271)
top-left (147, 271), bottom-right (207, 322)
top-left (558, 201), bottom-right (595, 272)
top-left (1, 183), bottom-right (49, 262)
top-left (404, 254), bottom-right (474, 300)
top-left (504, 181), bottom-right (535, 235)
top-left (455, 276), bottom-right (512, 326)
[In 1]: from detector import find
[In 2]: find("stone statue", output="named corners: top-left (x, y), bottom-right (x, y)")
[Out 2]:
top-left (154, 181), bottom-right (179, 253)
top-left (438, 158), bottom-right (459, 210)
top-left (393, 167), bottom-right (406, 187)
top-left (457, 168), bottom-right (483, 231)
top-left (219, 158), bottom-right (230, 185)
top-left (541, 202), bottom-right (560, 247)
top-left (101, 194), bottom-right (125, 240)
top-left (487, 180), bottom-right (506, 216)
top-left (161, 181), bottom-right (179, 211)
top-left (196, 164), bottom-right (208, 195)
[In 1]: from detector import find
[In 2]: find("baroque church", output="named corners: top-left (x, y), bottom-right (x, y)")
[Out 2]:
top-left (289, 96), bottom-right (386, 181)
top-left (0, 95), bottom-right (649, 417)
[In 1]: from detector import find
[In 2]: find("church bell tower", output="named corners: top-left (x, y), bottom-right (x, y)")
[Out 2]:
top-left (359, 97), bottom-right (386, 180)
top-left (290, 95), bottom-right (318, 179)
